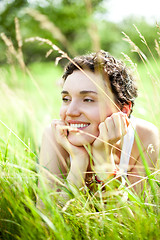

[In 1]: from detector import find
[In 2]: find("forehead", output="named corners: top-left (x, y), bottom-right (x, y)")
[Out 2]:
top-left (62, 70), bottom-right (104, 92)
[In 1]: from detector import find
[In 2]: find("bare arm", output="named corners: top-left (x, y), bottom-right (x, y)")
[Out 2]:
top-left (40, 125), bottom-right (68, 175)
top-left (38, 124), bottom-right (69, 190)
top-left (91, 112), bottom-right (128, 180)
top-left (128, 120), bottom-right (159, 192)
top-left (39, 121), bottom-right (89, 190)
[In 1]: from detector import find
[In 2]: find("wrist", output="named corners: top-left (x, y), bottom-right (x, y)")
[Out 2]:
top-left (95, 166), bottom-right (118, 183)
top-left (70, 154), bottom-right (89, 171)
top-left (70, 145), bottom-right (88, 158)
top-left (67, 153), bottom-right (89, 188)
top-left (67, 163), bottom-right (88, 189)
top-left (92, 145), bottom-right (113, 167)
top-left (92, 166), bottom-right (122, 192)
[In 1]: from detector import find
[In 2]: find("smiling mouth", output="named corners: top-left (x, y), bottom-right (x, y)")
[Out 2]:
top-left (69, 123), bottom-right (90, 129)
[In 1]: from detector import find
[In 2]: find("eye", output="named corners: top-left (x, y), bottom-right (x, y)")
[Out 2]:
top-left (83, 98), bottom-right (94, 103)
top-left (62, 96), bottom-right (71, 103)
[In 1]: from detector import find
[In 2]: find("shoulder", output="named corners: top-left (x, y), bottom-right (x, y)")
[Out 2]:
top-left (134, 117), bottom-right (159, 163)
top-left (40, 124), bottom-right (57, 160)
top-left (40, 124), bottom-right (56, 151)
top-left (42, 124), bottom-right (54, 140)
top-left (40, 121), bottom-right (69, 172)
top-left (42, 119), bottom-right (61, 143)
top-left (135, 117), bottom-right (159, 142)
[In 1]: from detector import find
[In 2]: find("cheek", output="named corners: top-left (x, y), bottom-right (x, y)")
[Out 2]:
top-left (98, 104), bottom-right (116, 121)
top-left (59, 106), bottom-right (65, 120)
top-left (90, 111), bottom-right (101, 134)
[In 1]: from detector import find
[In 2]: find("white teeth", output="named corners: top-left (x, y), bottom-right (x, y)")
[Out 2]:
top-left (70, 123), bottom-right (89, 128)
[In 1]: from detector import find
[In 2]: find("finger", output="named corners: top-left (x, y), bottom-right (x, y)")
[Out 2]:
top-left (105, 116), bottom-right (115, 141)
top-left (124, 113), bottom-right (130, 127)
top-left (113, 112), bottom-right (128, 137)
top-left (99, 122), bottom-right (108, 137)
top-left (51, 119), bottom-right (58, 129)
top-left (111, 113), bottom-right (122, 139)
top-left (52, 121), bottom-right (66, 143)
top-left (54, 120), bottom-right (69, 137)
top-left (56, 124), bottom-right (68, 138)
top-left (121, 114), bottom-right (128, 135)
top-left (51, 119), bottom-right (65, 130)
top-left (55, 125), bottom-right (71, 151)
top-left (98, 122), bottom-right (109, 143)
top-left (119, 112), bottom-right (130, 135)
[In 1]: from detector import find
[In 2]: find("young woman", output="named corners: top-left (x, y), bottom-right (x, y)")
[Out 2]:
top-left (39, 50), bottom-right (159, 196)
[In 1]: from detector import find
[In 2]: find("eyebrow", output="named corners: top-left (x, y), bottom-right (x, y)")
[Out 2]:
top-left (61, 90), bottom-right (97, 95)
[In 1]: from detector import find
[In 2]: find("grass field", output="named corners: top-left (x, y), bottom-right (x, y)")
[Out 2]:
top-left (0, 56), bottom-right (160, 239)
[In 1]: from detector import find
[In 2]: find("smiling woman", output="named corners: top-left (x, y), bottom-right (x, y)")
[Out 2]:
top-left (38, 50), bottom-right (159, 204)
top-left (60, 70), bottom-right (116, 146)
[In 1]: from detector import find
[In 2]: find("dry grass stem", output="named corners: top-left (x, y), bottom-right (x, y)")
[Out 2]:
top-left (0, 119), bottom-right (37, 158)
top-left (155, 39), bottom-right (160, 56)
top-left (1, 30), bottom-right (25, 70)
top-left (127, 169), bottom-right (160, 190)
top-left (15, 17), bottom-right (25, 70)
top-left (122, 31), bottom-right (160, 124)
top-left (1, 33), bottom-right (17, 56)
top-left (15, 17), bottom-right (22, 49)
top-left (84, 0), bottom-right (100, 52)
top-left (134, 24), bottom-right (160, 74)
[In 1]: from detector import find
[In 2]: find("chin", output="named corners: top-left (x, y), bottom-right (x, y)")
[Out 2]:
top-left (67, 132), bottom-right (96, 146)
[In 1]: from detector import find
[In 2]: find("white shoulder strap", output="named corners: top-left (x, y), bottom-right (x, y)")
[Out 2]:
top-left (119, 116), bottom-right (136, 174)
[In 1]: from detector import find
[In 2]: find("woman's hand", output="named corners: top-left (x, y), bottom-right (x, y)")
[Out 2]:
top-left (52, 119), bottom-right (88, 158)
top-left (93, 112), bottom-right (129, 149)
top-left (91, 112), bottom-right (129, 179)
top-left (51, 120), bottom-right (89, 188)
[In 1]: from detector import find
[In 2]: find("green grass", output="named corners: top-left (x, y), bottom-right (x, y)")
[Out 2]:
top-left (0, 62), bottom-right (62, 151)
top-left (134, 59), bottom-right (160, 127)
top-left (0, 58), bottom-right (160, 239)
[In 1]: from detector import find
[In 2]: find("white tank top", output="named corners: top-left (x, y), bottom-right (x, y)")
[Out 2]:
top-left (118, 116), bottom-right (136, 184)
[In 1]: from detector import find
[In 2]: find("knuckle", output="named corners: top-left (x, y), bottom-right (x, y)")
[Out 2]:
top-left (99, 122), bottom-right (105, 130)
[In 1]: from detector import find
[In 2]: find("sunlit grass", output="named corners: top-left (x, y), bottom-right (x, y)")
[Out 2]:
top-left (133, 59), bottom-right (160, 127)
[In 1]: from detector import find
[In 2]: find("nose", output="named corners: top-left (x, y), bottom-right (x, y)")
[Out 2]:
top-left (66, 100), bottom-right (81, 117)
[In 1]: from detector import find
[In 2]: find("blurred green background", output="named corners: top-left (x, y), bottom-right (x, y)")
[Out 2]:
top-left (0, 0), bottom-right (159, 63)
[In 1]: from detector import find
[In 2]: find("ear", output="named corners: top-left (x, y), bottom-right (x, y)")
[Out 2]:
top-left (121, 102), bottom-right (132, 117)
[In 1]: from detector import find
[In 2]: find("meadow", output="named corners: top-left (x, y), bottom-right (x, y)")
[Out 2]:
top-left (0, 33), bottom-right (160, 239)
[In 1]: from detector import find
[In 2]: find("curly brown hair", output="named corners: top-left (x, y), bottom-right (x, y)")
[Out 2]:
top-left (62, 50), bottom-right (138, 115)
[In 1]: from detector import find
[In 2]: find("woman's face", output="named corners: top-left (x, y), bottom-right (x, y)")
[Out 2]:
top-left (60, 69), bottom-right (118, 146)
